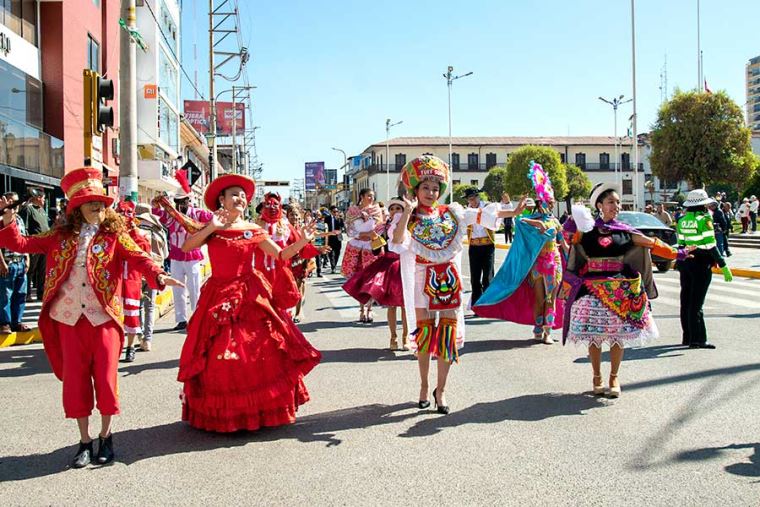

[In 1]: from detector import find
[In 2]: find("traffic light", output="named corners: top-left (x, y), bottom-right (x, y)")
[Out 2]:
top-left (83, 69), bottom-right (114, 167)
top-left (83, 69), bottom-right (114, 136)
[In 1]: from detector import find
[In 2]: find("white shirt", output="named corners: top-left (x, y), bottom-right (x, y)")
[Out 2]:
top-left (468, 201), bottom-right (491, 239)
top-left (750, 200), bottom-right (759, 213)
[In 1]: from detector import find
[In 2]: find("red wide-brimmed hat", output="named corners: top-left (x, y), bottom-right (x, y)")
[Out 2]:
top-left (203, 174), bottom-right (256, 210)
top-left (61, 167), bottom-right (114, 210)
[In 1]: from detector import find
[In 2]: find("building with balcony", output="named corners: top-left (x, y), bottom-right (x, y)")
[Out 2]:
top-left (135, 0), bottom-right (182, 198)
top-left (746, 56), bottom-right (760, 133)
top-left (354, 136), bottom-right (652, 210)
top-left (1, 1), bottom-right (124, 209)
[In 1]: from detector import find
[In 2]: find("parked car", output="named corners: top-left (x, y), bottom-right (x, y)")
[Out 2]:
top-left (616, 211), bottom-right (677, 272)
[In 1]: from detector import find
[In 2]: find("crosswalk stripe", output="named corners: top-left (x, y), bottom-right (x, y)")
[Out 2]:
top-left (656, 274), bottom-right (759, 289)
top-left (655, 277), bottom-right (759, 299)
top-left (654, 284), bottom-right (760, 309)
top-left (313, 279), bottom-right (361, 319)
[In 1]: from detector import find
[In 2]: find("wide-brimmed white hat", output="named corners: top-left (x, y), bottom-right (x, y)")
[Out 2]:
top-left (589, 182), bottom-right (623, 209)
top-left (683, 189), bottom-right (716, 208)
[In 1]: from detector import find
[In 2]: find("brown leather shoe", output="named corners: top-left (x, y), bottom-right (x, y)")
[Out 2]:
top-left (0, 324), bottom-right (12, 334)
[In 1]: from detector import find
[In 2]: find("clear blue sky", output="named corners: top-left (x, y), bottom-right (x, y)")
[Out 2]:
top-left (181, 0), bottom-right (759, 189)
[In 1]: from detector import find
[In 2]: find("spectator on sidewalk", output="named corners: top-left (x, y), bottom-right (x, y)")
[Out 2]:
top-left (501, 192), bottom-right (515, 243)
top-left (18, 187), bottom-right (49, 301)
top-left (152, 192), bottom-right (213, 330)
top-left (721, 201), bottom-right (734, 257)
top-left (135, 203), bottom-right (168, 351)
top-left (750, 195), bottom-right (758, 233)
top-left (654, 203), bottom-right (673, 226)
top-left (314, 211), bottom-right (328, 277)
top-left (0, 192), bottom-right (29, 334)
top-left (326, 205), bottom-right (344, 273)
top-left (710, 200), bottom-right (729, 257)
top-left (738, 198), bottom-right (750, 234)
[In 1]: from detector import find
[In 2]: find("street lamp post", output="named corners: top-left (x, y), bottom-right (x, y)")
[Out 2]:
top-left (631, 0), bottom-right (640, 209)
top-left (385, 118), bottom-right (402, 201)
top-left (598, 95), bottom-right (632, 185)
top-left (443, 66), bottom-right (473, 203)
top-left (331, 147), bottom-right (347, 206)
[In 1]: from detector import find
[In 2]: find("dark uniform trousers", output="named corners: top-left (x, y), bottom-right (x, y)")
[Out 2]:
top-left (469, 244), bottom-right (495, 306)
top-left (678, 250), bottom-right (713, 346)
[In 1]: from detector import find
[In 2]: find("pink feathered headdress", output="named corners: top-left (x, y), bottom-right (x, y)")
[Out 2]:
top-left (527, 161), bottom-right (555, 203)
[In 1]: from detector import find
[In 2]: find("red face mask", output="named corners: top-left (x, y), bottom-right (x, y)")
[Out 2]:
top-left (261, 195), bottom-right (282, 223)
top-left (117, 201), bottom-right (136, 223)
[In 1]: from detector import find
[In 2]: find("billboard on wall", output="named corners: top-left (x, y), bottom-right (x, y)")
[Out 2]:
top-left (324, 169), bottom-right (337, 190)
top-left (183, 100), bottom-right (246, 135)
top-left (305, 162), bottom-right (325, 191)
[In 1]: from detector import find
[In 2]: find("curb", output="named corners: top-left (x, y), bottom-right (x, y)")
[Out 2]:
top-left (0, 329), bottom-right (42, 347)
top-left (712, 266), bottom-right (760, 280)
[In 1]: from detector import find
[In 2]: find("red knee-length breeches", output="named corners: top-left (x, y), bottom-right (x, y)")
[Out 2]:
top-left (55, 317), bottom-right (121, 418)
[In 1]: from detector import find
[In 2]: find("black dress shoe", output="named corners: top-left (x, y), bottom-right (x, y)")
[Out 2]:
top-left (690, 342), bottom-right (717, 349)
top-left (418, 400), bottom-right (430, 409)
top-left (124, 346), bottom-right (136, 363)
top-left (71, 441), bottom-right (93, 469)
top-left (97, 434), bottom-right (114, 465)
top-left (173, 321), bottom-right (187, 330)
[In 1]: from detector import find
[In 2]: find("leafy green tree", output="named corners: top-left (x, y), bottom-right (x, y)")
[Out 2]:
top-left (482, 166), bottom-right (509, 202)
top-left (672, 191), bottom-right (686, 205)
top-left (564, 163), bottom-right (592, 209)
top-left (504, 146), bottom-right (568, 201)
top-left (741, 158), bottom-right (760, 198)
top-left (452, 183), bottom-right (479, 205)
top-left (650, 89), bottom-right (755, 188)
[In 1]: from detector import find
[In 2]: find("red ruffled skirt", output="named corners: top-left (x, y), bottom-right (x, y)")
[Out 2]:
top-left (178, 272), bottom-right (321, 432)
top-left (342, 251), bottom-right (404, 307)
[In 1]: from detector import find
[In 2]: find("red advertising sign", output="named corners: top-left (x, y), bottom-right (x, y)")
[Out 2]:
top-left (183, 100), bottom-right (246, 136)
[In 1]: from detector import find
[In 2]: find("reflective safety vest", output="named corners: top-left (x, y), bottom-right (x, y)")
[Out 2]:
top-left (677, 211), bottom-right (716, 249)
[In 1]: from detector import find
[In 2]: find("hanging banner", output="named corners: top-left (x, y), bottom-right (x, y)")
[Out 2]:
top-left (305, 162), bottom-right (325, 191)
top-left (183, 100), bottom-right (246, 135)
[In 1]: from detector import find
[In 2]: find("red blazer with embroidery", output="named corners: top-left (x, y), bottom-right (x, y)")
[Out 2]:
top-left (0, 220), bottom-right (165, 380)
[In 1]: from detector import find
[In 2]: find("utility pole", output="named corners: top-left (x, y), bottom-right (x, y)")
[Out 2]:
top-left (630, 0), bottom-right (640, 210)
top-left (119, 0), bottom-right (138, 201)
top-left (208, 0), bottom-right (217, 180)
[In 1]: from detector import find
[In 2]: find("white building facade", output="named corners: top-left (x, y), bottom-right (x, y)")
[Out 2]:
top-left (349, 136), bottom-right (662, 210)
top-left (135, 0), bottom-right (182, 199)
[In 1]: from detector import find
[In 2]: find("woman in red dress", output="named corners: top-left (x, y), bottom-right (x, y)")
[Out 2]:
top-left (178, 175), bottom-right (322, 432)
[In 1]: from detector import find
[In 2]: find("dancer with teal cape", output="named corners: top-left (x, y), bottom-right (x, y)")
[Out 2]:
top-left (474, 162), bottom-right (567, 344)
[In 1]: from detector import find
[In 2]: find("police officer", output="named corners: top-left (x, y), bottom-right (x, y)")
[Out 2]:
top-left (465, 188), bottom-right (495, 308)
top-left (676, 189), bottom-right (733, 349)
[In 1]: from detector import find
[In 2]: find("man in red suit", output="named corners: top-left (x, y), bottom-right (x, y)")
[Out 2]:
top-left (0, 168), bottom-right (182, 469)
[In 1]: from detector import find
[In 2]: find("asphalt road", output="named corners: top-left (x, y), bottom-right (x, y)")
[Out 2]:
top-left (1, 248), bottom-right (759, 506)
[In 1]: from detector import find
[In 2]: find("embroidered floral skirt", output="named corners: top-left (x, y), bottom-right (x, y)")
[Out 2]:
top-left (178, 273), bottom-right (321, 432)
top-left (340, 243), bottom-right (376, 279)
top-left (566, 295), bottom-right (659, 348)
